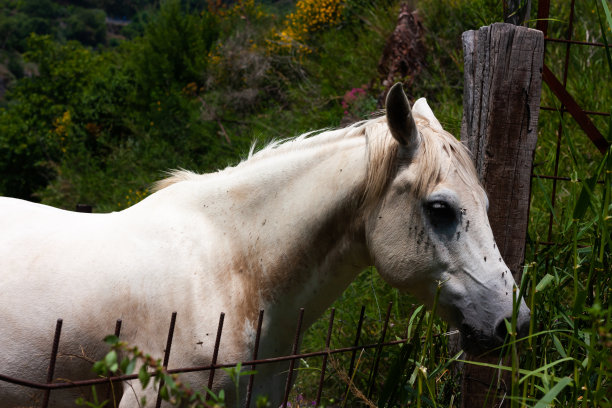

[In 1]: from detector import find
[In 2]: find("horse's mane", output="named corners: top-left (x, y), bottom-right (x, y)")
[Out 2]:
top-left (153, 114), bottom-right (480, 205)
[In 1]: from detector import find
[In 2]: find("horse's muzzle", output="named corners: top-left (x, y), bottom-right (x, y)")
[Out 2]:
top-left (460, 312), bottom-right (530, 356)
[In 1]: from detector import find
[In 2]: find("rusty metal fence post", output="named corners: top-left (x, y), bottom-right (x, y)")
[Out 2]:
top-left (155, 312), bottom-right (177, 408)
top-left (41, 319), bottom-right (63, 408)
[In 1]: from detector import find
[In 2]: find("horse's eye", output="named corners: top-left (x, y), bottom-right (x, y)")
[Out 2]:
top-left (426, 201), bottom-right (456, 224)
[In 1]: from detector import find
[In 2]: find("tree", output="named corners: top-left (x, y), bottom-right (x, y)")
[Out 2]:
top-left (66, 8), bottom-right (107, 46)
top-left (132, 0), bottom-right (218, 96)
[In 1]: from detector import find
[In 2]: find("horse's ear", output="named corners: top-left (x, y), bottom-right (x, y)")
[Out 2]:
top-left (385, 83), bottom-right (419, 148)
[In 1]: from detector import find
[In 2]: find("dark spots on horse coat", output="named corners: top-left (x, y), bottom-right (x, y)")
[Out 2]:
top-left (456, 231), bottom-right (461, 240)
top-left (465, 220), bottom-right (470, 232)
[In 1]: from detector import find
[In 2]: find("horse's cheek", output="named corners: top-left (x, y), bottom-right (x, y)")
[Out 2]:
top-left (366, 215), bottom-right (422, 290)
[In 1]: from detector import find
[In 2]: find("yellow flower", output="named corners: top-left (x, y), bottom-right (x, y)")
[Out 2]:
top-left (271, 0), bottom-right (345, 53)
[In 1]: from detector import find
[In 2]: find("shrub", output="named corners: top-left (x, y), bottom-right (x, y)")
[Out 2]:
top-left (65, 8), bottom-right (108, 46)
top-left (268, 0), bottom-right (346, 54)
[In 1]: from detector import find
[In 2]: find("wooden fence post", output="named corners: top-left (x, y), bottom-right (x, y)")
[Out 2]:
top-left (459, 22), bottom-right (543, 407)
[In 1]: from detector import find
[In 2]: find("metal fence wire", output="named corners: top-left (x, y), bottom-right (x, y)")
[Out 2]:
top-left (0, 303), bottom-right (414, 408)
top-left (533, 0), bottom-right (610, 252)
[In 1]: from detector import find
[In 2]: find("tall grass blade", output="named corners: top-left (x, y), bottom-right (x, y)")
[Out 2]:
top-left (517, 357), bottom-right (574, 385)
top-left (600, 0), bottom-right (612, 37)
top-left (533, 376), bottom-right (573, 408)
top-left (595, 0), bottom-right (612, 76)
top-left (573, 154), bottom-right (607, 220)
top-left (377, 339), bottom-right (415, 406)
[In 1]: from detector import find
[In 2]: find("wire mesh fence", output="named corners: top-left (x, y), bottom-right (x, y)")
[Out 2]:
top-left (531, 0), bottom-right (610, 251)
top-left (0, 302), bottom-right (432, 408)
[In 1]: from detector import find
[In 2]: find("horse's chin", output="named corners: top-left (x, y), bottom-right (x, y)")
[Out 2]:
top-left (459, 324), bottom-right (506, 356)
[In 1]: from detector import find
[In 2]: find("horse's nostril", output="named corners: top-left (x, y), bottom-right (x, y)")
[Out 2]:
top-left (495, 315), bottom-right (531, 340)
top-left (495, 318), bottom-right (509, 340)
top-left (517, 315), bottom-right (530, 339)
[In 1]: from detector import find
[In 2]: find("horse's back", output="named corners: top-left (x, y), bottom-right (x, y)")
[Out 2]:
top-left (0, 197), bottom-right (119, 284)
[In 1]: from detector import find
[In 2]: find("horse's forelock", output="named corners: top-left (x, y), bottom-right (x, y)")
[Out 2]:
top-left (361, 116), bottom-right (482, 207)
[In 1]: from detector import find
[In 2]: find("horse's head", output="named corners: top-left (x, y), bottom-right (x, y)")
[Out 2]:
top-left (366, 83), bottom-right (530, 354)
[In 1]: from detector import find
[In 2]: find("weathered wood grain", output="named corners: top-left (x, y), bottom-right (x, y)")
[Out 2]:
top-left (459, 22), bottom-right (543, 408)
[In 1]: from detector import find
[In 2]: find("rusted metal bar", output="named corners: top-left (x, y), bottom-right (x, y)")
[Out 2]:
top-left (532, 173), bottom-right (606, 184)
top-left (545, 37), bottom-right (605, 47)
top-left (366, 302), bottom-right (393, 399)
top-left (534, 0), bottom-right (552, 266)
top-left (114, 319), bottom-right (122, 337)
top-left (245, 309), bottom-right (264, 408)
top-left (0, 374), bottom-right (54, 390)
top-left (156, 312), bottom-right (177, 408)
top-left (344, 305), bottom-right (366, 399)
top-left (542, 65), bottom-right (610, 154)
top-left (1, 336), bottom-right (417, 391)
top-left (0, 372), bottom-right (139, 391)
top-left (4, 306), bottom-right (455, 396)
top-left (161, 313), bottom-right (177, 369)
top-left (282, 308), bottom-right (304, 408)
top-left (205, 312), bottom-right (225, 400)
top-left (41, 318), bottom-right (63, 408)
top-left (315, 308), bottom-right (335, 406)
top-left (105, 319), bottom-right (123, 402)
top-left (535, 0), bottom-right (550, 35)
top-left (535, 241), bottom-right (590, 249)
top-left (546, 0), bottom-right (576, 251)
top-left (169, 337), bottom-right (410, 373)
top-left (540, 106), bottom-right (610, 116)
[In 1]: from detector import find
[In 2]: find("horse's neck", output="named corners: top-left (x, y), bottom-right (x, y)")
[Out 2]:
top-left (206, 137), bottom-right (372, 327)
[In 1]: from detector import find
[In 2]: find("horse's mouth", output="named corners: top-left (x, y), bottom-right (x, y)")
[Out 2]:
top-left (459, 312), bottom-right (530, 356)
top-left (459, 323), bottom-right (506, 356)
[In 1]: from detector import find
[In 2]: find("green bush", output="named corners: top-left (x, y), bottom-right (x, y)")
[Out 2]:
top-left (65, 8), bottom-right (107, 46)
top-left (130, 0), bottom-right (218, 98)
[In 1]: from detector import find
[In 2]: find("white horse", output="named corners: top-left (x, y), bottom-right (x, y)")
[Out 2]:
top-left (0, 84), bottom-right (530, 407)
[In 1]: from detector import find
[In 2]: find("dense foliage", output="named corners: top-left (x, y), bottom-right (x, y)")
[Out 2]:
top-left (0, 0), bottom-right (393, 211)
